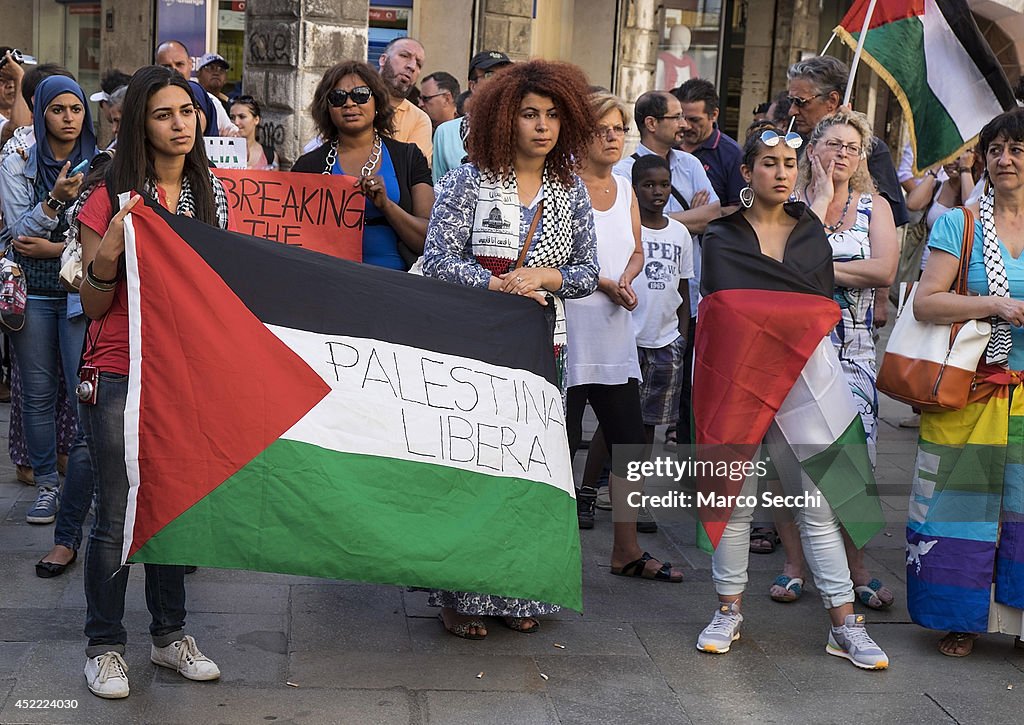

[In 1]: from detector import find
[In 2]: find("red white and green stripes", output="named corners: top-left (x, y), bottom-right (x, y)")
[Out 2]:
top-left (835, 0), bottom-right (1017, 174)
top-left (119, 198), bottom-right (583, 611)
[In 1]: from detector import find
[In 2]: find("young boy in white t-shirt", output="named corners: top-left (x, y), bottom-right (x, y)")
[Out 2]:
top-left (630, 155), bottom-right (694, 444)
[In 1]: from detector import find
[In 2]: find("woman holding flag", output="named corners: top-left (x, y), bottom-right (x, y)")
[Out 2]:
top-left (692, 127), bottom-right (889, 670)
top-left (422, 59), bottom-right (599, 639)
top-left (909, 108), bottom-right (1024, 657)
top-left (75, 66), bottom-right (228, 699)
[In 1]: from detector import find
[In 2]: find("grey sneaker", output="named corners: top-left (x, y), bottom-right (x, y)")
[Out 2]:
top-left (595, 487), bottom-right (612, 510)
top-left (85, 651), bottom-right (129, 699)
top-left (151, 635), bottom-right (221, 681)
top-left (26, 486), bottom-right (59, 524)
top-left (827, 614), bottom-right (889, 669)
top-left (697, 602), bottom-right (743, 653)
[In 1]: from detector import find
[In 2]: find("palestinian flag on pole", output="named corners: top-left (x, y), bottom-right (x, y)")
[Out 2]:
top-left (693, 206), bottom-right (883, 550)
top-left (119, 196), bottom-right (582, 611)
top-left (834, 0), bottom-right (1017, 174)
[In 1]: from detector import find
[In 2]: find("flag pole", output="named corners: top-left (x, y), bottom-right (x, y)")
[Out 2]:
top-left (820, 31), bottom-right (837, 55)
top-left (844, 0), bottom-right (879, 105)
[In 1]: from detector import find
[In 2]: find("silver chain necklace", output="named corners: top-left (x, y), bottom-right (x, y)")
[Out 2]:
top-left (322, 135), bottom-right (383, 177)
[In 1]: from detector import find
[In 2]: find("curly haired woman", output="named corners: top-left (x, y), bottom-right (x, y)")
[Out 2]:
top-left (422, 60), bottom-right (599, 639)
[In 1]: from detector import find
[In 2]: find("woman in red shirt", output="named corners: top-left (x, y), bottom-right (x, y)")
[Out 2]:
top-left (75, 65), bottom-right (227, 700)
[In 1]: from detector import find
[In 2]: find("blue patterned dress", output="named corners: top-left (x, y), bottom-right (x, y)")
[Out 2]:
top-left (828, 193), bottom-right (878, 463)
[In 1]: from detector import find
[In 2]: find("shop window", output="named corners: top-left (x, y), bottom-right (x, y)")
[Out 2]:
top-left (217, 0), bottom-right (246, 97)
top-left (656, 0), bottom-right (723, 91)
top-left (62, 1), bottom-right (100, 97)
top-left (369, 0), bottom-right (413, 61)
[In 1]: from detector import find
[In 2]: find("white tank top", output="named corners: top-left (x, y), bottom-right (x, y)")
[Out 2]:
top-left (565, 174), bottom-right (642, 388)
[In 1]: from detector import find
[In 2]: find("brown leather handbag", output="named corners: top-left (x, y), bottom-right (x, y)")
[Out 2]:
top-left (877, 208), bottom-right (992, 412)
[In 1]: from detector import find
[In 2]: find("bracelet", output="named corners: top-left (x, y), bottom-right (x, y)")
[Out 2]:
top-left (87, 261), bottom-right (118, 285)
top-left (85, 262), bottom-right (118, 292)
top-left (44, 194), bottom-right (66, 213)
top-left (85, 275), bottom-right (116, 292)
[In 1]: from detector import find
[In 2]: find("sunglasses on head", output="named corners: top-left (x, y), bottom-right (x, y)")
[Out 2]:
top-left (760, 129), bottom-right (803, 149)
top-left (327, 86), bottom-right (372, 107)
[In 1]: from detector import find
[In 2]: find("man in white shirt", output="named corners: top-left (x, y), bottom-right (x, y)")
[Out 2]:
top-left (614, 90), bottom-right (720, 448)
top-left (613, 91), bottom-right (720, 232)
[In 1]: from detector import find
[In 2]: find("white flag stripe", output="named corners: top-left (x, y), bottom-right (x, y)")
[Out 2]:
top-left (773, 337), bottom-right (859, 460)
top-left (923, 0), bottom-right (1004, 140)
top-left (266, 326), bottom-right (575, 496)
top-left (122, 197), bottom-right (143, 564)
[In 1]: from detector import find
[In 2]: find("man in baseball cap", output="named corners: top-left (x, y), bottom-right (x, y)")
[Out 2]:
top-left (431, 50), bottom-right (514, 182)
top-left (197, 52), bottom-right (231, 112)
top-left (467, 50), bottom-right (512, 91)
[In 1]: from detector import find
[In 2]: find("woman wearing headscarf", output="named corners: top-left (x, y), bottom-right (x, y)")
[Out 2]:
top-left (0, 74), bottom-right (95, 526)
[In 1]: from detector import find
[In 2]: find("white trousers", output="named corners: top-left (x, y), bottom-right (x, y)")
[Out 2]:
top-left (710, 421), bottom-right (856, 609)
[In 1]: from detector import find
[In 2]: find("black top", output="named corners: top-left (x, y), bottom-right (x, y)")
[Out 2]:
top-left (291, 136), bottom-right (432, 219)
top-left (700, 202), bottom-right (834, 298)
top-left (866, 135), bottom-right (909, 228)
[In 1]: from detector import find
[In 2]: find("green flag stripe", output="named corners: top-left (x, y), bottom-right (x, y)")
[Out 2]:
top-left (852, 21), bottom-right (964, 169)
top-left (918, 441), bottom-right (1006, 494)
top-left (131, 438), bottom-right (583, 611)
top-left (801, 416), bottom-right (884, 549)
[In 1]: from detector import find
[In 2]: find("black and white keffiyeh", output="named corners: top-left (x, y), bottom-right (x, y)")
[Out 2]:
top-left (65, 170), bottom-right (229, 257)
top-left (980, 189), bottom-right (1012, 365)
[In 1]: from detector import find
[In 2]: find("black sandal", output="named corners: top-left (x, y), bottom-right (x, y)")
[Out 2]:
top-left (577, 486), bottom-right (597, 529)
top-left (502, 616), bottom-right (540, 634)
top-left (749, 527), bottom-right (779, 554)
top-left (610, 552), bottom-right (683, 583)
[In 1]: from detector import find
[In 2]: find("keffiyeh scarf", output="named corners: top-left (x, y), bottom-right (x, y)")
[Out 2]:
top-left (980, 189), bottom-right (1011, 365)
top-left (470, 167), bottom-right (575, 362)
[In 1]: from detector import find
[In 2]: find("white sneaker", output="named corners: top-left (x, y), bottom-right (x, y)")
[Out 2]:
top-left (696, 602), bottom-right (743, 653)
top-left (826, 614), bottom-right (890, 670)
top-left (595, 487), bottom-right (612, 510)
top-left (84, 651), bottom-right (130, 699)
top-left (151, 635), bottom-right (221, 681)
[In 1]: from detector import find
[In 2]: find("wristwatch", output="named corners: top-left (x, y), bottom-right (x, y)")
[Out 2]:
top-left (44, 194), bottom-right (66, 213)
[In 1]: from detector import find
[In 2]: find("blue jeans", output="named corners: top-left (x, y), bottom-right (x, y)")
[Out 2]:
top-left (52, 420), bottom-right (94, 551)
top-left (8, 297), bottom-right (86, 488)
top-left (83, 373), bottom-right (186, 656)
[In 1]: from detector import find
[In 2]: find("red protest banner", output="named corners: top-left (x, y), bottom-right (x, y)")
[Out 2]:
top-left (214, 169), bottom-right (365, 261)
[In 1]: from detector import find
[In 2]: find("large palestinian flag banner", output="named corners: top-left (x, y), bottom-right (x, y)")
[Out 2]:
top-left (834, 0), bottom-right (1017, 175)
top-left (693, 206), bottom-right (883, 549)
top-left (119, 197), bottom-right (582, 611)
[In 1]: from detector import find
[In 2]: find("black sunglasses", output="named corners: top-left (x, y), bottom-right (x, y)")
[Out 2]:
top-left (327, 86), bottom-right (373, 107)
top-left (787, 93), bottom-right (823, 108)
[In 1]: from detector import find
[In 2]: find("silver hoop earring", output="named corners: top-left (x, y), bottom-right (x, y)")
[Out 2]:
top-left (739, 186), bottom-right (754, 209)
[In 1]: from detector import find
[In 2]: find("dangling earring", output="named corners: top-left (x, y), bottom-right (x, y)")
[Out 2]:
top-left (739, 186), bottom-right (754, 208)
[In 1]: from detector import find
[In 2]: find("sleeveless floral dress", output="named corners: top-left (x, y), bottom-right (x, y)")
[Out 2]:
top-left (827, 193), bottom-right (878, 462)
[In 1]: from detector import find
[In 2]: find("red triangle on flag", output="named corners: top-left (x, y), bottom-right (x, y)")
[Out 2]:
top-left (693, 289), bottom-right (839, 547)
top-left (125, 203), bottom-right (331, 558)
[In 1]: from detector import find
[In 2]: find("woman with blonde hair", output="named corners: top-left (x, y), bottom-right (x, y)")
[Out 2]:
top-left (766, 111), bottom-right (898, 608)
top-left (570, 91), bottom-right (684, 581)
